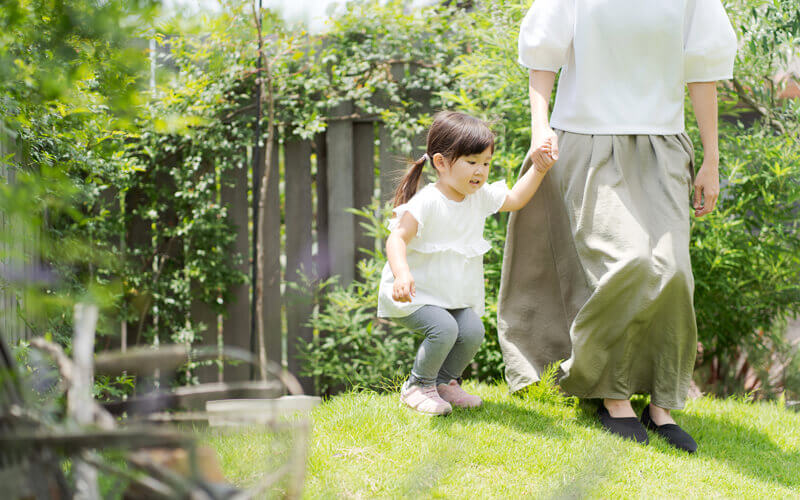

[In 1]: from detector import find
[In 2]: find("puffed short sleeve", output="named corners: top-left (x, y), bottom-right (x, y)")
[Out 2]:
top-left (518, 0), bottom-right (575, 72)
top-left (684, 0), bottom-right (737, 82)
top-left (387, 191), bottom-right (429, 238)
top-left (477, 180), bottom-right (510, 216)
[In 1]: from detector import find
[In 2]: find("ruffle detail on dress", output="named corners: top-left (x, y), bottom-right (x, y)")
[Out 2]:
top-left (409, 238), bottom-right (491, 258)
top-left (387, 204), bottom-right (423, 237)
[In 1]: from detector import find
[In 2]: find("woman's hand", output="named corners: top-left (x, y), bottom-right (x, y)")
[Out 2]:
top-left (529, 127), bottom-right (559, 173)
top-left (693, 160), bottom-right (719, 217)
top-left (392, 271), bottom-right (415, 303)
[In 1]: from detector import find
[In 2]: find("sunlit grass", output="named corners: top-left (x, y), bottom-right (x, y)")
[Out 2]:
top-left (206, 379), bottom-right (800, 498)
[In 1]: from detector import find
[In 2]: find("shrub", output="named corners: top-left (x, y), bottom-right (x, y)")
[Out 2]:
top-left (298, 258), bottom-right (419, 395)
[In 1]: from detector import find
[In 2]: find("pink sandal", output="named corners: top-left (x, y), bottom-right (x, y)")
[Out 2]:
top-left (437, 379), bottom-right (482, 408)
top-left (400, 381), bottom-right (452, 416)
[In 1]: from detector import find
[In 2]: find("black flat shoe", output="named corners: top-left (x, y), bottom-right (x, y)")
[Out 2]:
top-left (597, 405), bottom-right (649, 444)
top-left (641, 406), bottom-right (697, 453)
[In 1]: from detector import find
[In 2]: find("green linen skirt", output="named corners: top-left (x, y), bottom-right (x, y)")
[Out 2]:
top-left (497, 131), bottom-right (697, 409)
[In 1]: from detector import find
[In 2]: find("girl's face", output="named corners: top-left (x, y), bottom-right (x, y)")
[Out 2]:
top-left (434, 146), bottom-right (493, 201)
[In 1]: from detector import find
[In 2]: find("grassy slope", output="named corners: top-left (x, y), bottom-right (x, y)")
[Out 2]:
top-left (298, 382), bottom-right (800, 499)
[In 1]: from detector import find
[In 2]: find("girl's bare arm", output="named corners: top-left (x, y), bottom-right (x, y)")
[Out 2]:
top-left (386, 212), bottom-right (418, 302)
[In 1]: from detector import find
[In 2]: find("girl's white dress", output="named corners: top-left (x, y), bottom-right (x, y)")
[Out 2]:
top-left (378, 182), bottom-right (509, 318)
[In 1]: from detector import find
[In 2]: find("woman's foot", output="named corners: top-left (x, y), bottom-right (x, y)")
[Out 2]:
top-left (603, 398), bottom-right (637, 418)
top-left (400, 381), bottom-right (452, 416)
top-left (597, 400), bottom-right (648, 444)
top-left (437, 379), bottom-right (482, 408)
top-left (641, 405), bottom-right (697, 453)
top-left (646, 404), bottom-right (676, 425)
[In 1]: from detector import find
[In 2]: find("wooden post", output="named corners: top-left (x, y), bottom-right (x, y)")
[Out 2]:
top-left (0, 125), bottom-right (13, 343)
top-left (353, 122), bottom-right (376, 266)
top-left (0, 128), bottom-right (31, 345)
top-left (378, 125), bottom-right (405, 208)
top-left (284, 138), bottom-right (314, 394)
top-left (262, 138), bottom-right (283, 371)
top-left (192, 159), bottom-right (221, 383)
top-left (191, 299), bottom-right (220, 383)
top-left (326, 102), bottom-right (355, 286)
top-left (310, 132), bottom-right (329, 394)
top-left (314, 133), bottom-right (330, 283)
top-left (70, 303), bottom-right (100, 500)
top-left (378, 62), bottom-right (408, 207)
top-left (221, 158), bottom-right (252, 382)
top-left (124, 186), bottom-right (152, 349)
top-left (409, 62), bottom-right (433, 158)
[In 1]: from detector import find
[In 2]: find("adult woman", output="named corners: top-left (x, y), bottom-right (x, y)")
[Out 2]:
top-left (497, 0), bottom-right (737, 451)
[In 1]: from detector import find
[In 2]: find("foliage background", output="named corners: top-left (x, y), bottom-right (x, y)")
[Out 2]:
top-left (1, 0), bottom-right (798, 398)
top-left (303, 0), bottom-right (800, 397)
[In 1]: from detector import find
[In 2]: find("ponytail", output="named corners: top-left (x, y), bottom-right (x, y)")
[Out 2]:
top-left (392, 153), bottom-right (429, 207)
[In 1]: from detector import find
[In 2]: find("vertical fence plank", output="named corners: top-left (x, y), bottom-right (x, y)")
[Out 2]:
top-left (191, 296), bottom-right (220, 383)
top-left (10, 142), bottom-right (22, 345)
top-left (192, 159), bottom-right (221, 383)
top-left (125, 186), bottom-right (152, 349)
top-left (410, 62), bottom-right (433, 158)
top-left (262, 138), bottom-right (283, 372)
top-left (379, 125), bottom-right (405, 208)
top-left (311, 132), bottom-right (329, 393)
top-left (221, 157), bottom-right (251, 382)
top-left (378, 62), bottom-right (407, 207)
top-left (314, 133), bottom-right (330, 283)
top-left (353, 122), bottom-right (376, 265)
top-left (326, 102), bottom-right (355, 286)
top-left (0, 125), bottom-right (12, 344)
top-left (96, 185), bottom-right (122, 352)
top-left (0, 129), bottom-right (32, 345)
top-left (284, 138), bottom-right (314, 393)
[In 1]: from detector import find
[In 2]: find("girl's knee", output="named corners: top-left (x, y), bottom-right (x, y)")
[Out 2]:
top-left (461, 319), bottom-right (485, 346)
top-left (427, 318), bottom-right (459, 345)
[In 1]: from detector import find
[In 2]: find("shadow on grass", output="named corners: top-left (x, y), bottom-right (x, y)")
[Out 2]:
top-left (425, 397), bottom-right (628, 499)
top-left (675, 411), bottom-right (800, 489)
top-left (428, 399), bottom-right (573, 441)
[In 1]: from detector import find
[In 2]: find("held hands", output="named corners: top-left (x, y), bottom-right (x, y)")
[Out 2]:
top-left (392, 271), bottom-right (415, 303)
top-left (529, 126), bottom-right (559, 173)
top-left (693, 159), bottom-right (720, 217)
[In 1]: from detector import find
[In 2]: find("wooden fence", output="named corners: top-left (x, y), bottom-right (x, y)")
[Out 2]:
top-left (0, 61), bottom-right (429, 395)
top-left (239, 99), bottom-right (425, 394)
top-left (0, 124), bottom-right (37, 345)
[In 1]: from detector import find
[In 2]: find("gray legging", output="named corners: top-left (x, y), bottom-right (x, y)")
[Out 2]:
top-left (396, 305), bottom-right (485, 387)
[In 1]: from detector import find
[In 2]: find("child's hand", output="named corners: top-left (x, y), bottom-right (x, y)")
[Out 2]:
top-left (393, 271), bottom-right (416, 303)
top-left (530, 136), bottom-right (558, 173)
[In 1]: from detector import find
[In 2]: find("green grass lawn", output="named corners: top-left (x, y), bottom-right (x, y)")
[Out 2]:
top-left (207, 381), bottom-right (800, 498)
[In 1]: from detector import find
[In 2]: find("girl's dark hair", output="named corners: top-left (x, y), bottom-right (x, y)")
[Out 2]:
top-left (392, 111), bottom-right (495, 207)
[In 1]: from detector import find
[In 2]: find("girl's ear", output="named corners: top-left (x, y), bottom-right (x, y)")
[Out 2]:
top-left (432, 152), bottom-right (448, 172)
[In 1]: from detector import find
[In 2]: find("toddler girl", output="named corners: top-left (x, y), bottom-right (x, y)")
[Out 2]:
top-left (378, 111), bottom-right (556, 415)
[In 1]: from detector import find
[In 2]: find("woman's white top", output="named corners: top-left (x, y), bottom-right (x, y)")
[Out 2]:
top-left (518, 0), bottom-right (738, 134)
top-left (378, 182), bottom-right (510, 318)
